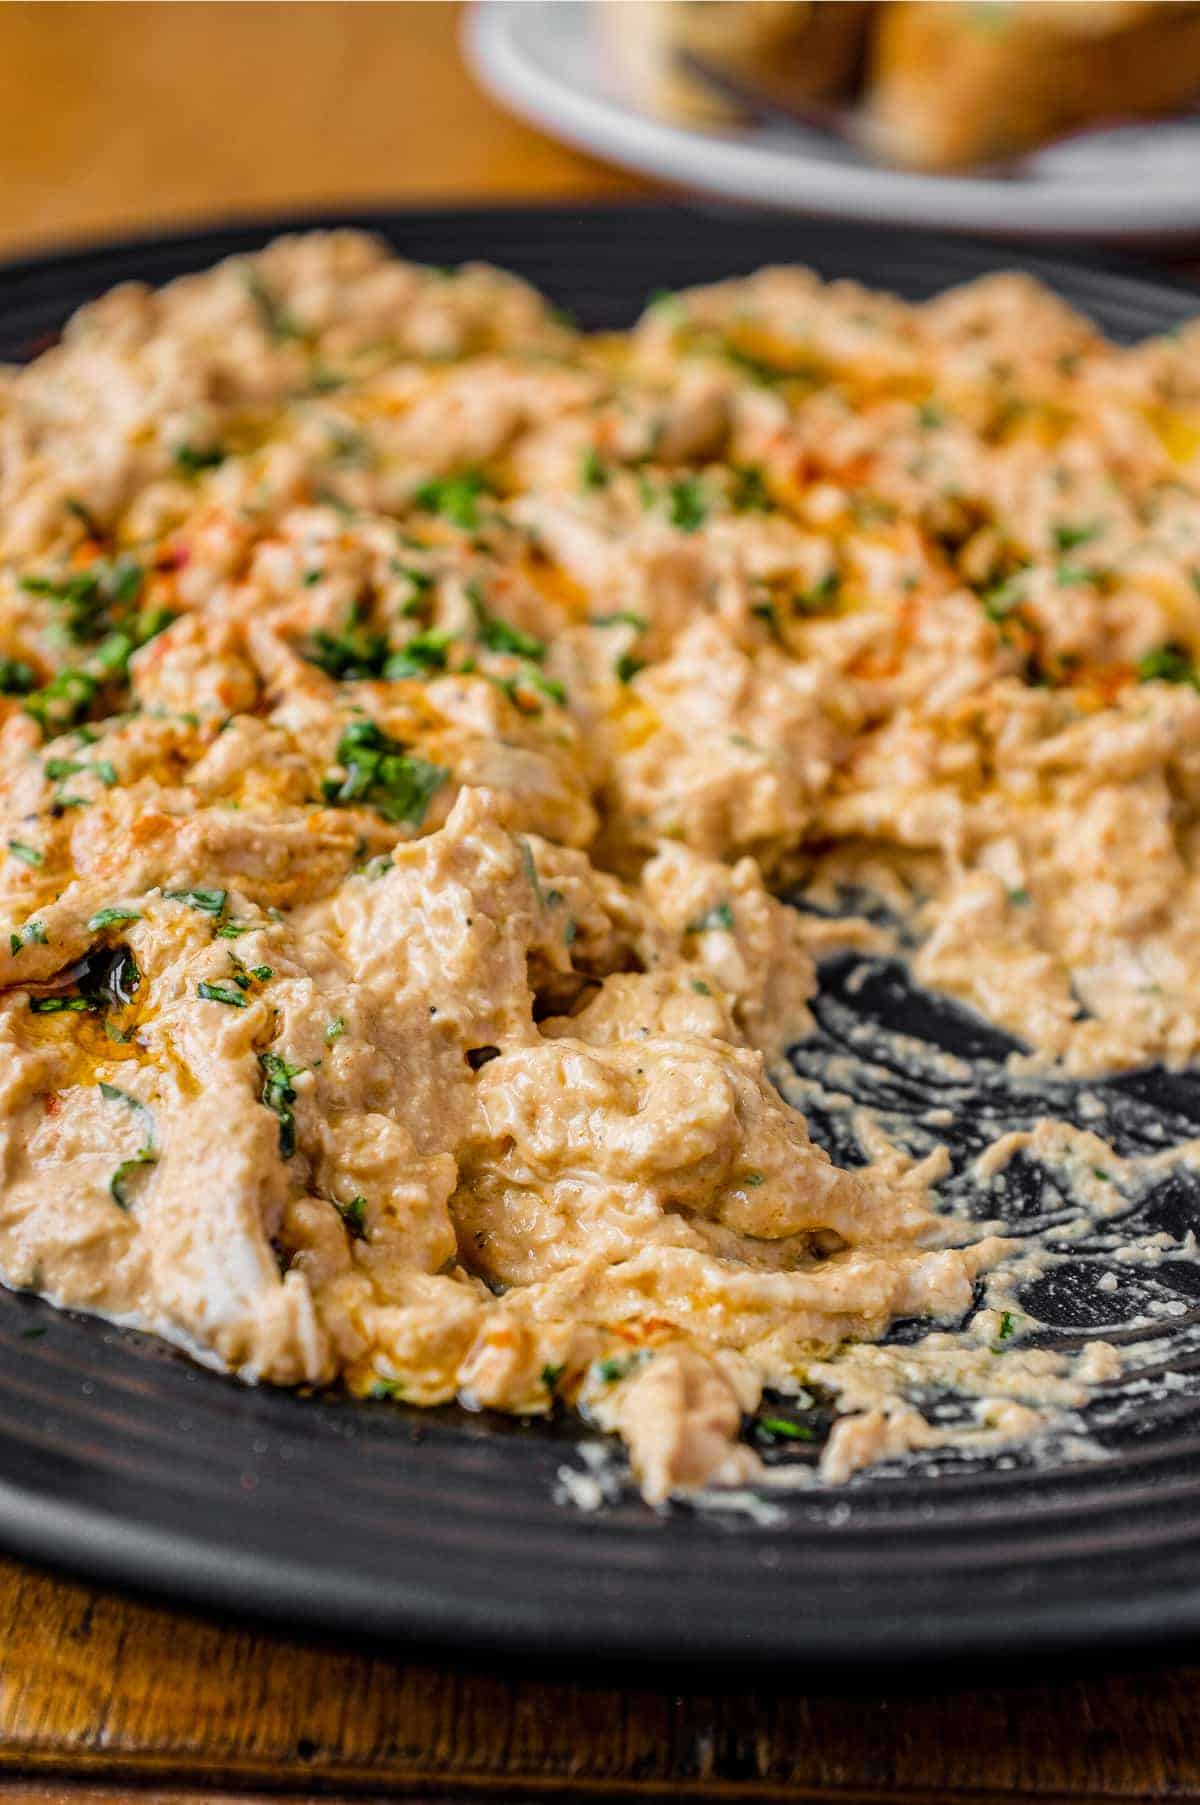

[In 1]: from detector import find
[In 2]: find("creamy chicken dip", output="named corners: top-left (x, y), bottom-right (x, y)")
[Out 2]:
top-left (1, 233), bottom-right (1198, 1505)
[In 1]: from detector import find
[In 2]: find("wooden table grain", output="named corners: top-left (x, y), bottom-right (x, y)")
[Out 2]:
top-left (0, 5), bottom-right (1197, 1800)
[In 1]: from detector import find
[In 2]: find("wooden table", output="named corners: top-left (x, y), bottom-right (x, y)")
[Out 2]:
top-left (0, 5), bottom-right (1198, 1801)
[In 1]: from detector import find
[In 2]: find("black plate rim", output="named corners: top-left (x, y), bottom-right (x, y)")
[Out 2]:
top-left (2, 201), bottom-right (1200, 1668)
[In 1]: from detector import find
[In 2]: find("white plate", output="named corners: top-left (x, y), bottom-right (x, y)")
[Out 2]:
top-left (465, 0), bottom-right (1200, 242)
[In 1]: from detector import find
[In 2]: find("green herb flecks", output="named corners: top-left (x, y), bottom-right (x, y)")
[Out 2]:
top-left (992, 1310), bottom-right (1018, 1353)
top-left (413, 469), bottom-right (490, 530)
top-left (687, 900), bottom-right (734, 934)
top-left (754, 1416), bottom-right (815, 1444)
top-left (594, 1350), bottom-right (649, 1385)
top-left (0, 658), bottom-right (34, 696)
top-left (383, 627), bottom-right (457, 681)
top-left (580, 447), bottom-right (609, 491)
top-left (590, 610), bottom-right (648, 631)
top-left (165, 887), bottom-right (227, 917)
top-left (99, 1081), bottom-right (157, 1210)
top-left (667, 477), bottom-right (707, 534)
top-left (171, 442), bottom-right (227, 477)
top-left (322, 719), bottom-right (449, 826)
top-left (259, 1051), bottom-right (303, 1158)
top-left (196, 980), bottom-right (247, 1008)
top-left (305, 612), bottom-right (391, 682)
top-left (337, 1194), bottom-right (369, 1240)
top-left (519, 836), bottom-right (545, 907)
top-left (1051, 520), bottom-right (1100, 554)
top-left (467, 582), bottom-right (547, 662)
top-left (325, 1015), bottom-right (346, 1043)
top-left (244, 267), bottom-right (302, 340)
top-left (1137, 643), bottom-right (1200, 689)
top-left (730, 464), bottom-right (772, 512)
top-left (8, 920), bottom-right (47, 956)
top-left (793, 570), bottom-right (841, 616)
top-left (7, 841), bottom-right (42, 867)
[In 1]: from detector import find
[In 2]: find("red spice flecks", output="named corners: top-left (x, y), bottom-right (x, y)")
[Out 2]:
top-left (42, 1092), bottom-right (61, 1116)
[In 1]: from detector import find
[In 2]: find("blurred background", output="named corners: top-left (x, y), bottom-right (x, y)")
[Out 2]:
top-left (4, 0), bottom-right (1200, 258)
top-left (0, 2), bottom-right (637, 257)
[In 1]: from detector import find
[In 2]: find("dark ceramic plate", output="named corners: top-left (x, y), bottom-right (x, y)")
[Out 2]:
top-left (2, 203), bottom-right (1200, 1667)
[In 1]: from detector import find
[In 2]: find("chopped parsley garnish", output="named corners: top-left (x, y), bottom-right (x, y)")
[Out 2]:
top-left (165, 887), bottom-right (227, 916)
top-left (337, 1194), bottom-right (369, 1240)
top-left (691, 978), bottom-right (711, 995)
top-left (306, 614), bottom-right (390, 681)
top-left (46, 756), bottom-right (115, 787)
top-left (9, 921), bottom-right (46, 955)
top-left (98, 1081), bottom-right (157, 1209)
top-left (580, 447), bottom-right (609, 491)
top-left (591, 610), bottom-right (648, 631)
top-left (29, 996), bottom-right (88, 1014)
top-left (1055, 561), bottom-right (1092, 587)
top-left (595, 1353), bottom-right (641, 1384)
top-left (370, 1377), bottom-right (404, 1400)
top-left (20, 556), bottom-right (143, 645)
top-left (196, 980), bottom-right (246, 1008)
top-left (244, 267), bottom-right (301, 340)
top-left (541, 1363), bottom-right (565, 1392)
top-left (65, 496), bottom-right (102, 535)
top-left (325, 1015), bottom-right (346, 1043)
top-left (392, 564), bottom-right (434, 614)
top-left (0, 658), bottom-right (34, 696)
top-left (1007, 887), bottom-right (1031, 906)
top-left (467, 584), bottom-right (547, 662)
top-left (500, 664), bottom-right (566, 707)
top-left (979, 573), bottom-right (1026, 623)
top-left (22, 667), bottom-right (100, 737)
top-left (1051, 520), bottom-right (1100, 554)
top-left (730, 464), bottom-right (771, 512)
top-left (259, 1051), bottom-right (302, 1158)
top-left (793, 570), bottom-right (841, 615)
top-left (519, 836), bottom-right (545, 906)
top-left (214, 921), bottom-right (253, 939)
top-left (7, 841), bottom-right (42, 866)
top-left (413, 469), bottom-right (489, 530)
top-left (754, 1416), bottom-right (815, 1443)
top-left (1136, 643), bottom-right (1200, 689)
top-left (996, 1310), bottom-right (1016, 1342)
top-left (741, 1170), bottom-right (765, 1187)
top-left (614, 652), bottom-right (645, 684)
top-left (171, 442), bottom-right (227, 477)
top-left (687, 901), bottom-right (734, 934)
top-left (383, 627), bottom-right (456, 681)
top-left (667, 477), bottom-right (707, 534)
top-left (917, 402), bottom-right (945, 430)
top-left (109, 1146), bottom-right (157, 1210)
top-left (322, 719), bottom-right (448, 826)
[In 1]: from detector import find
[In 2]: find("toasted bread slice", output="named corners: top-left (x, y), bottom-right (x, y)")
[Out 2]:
top-left (864, 0), bottom-right (1200, 171)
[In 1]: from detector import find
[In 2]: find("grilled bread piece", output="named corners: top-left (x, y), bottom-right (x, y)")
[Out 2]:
top-left (864, 1), bottom-right (1200, 171)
